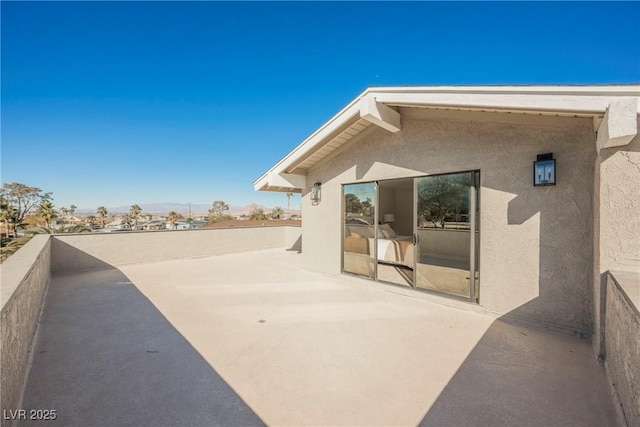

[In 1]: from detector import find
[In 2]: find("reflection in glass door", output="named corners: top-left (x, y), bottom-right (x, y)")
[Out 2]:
top-left (342, 183), bottom-right (376, 278)
top-left (414, 172), bottom-right (479, 301)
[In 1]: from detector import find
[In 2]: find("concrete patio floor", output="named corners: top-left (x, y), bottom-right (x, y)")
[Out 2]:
top-left (22, 248), bottom-right (618, 426)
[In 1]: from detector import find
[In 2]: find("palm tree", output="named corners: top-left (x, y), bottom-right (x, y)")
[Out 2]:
top-left (36, 201), bottom-right (57, 230)
top-left (122, 214), bottom-right (133, 229)
top-left (168, 211), bottom-right (178, 230)
top-left (86, 215), bottom-right (97, 227)
top-left (272, 206), bottom-right (284, 219)
top-left (69, 204), bottom-right (77, 222)
top-left (130, 204), bottom-right (142, 230)
top-left (59, 206), bottom-right (70, 224)
top-left (97, 206), bottom-right (108, 228)
top-left (32, 224), bottom-right (90, 234)
top-left (286, 192), bottom-right (293, 217)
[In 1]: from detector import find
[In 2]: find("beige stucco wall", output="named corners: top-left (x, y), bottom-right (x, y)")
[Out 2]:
top-left (52, 226), bottom-right (301, 273)
top-left (302, 108), bottom-right (596, 332)
top-left (597, 125), bottom-right (640, 272)
top-left (593, 119), bottom-right (640, 358)
top-left (1, 235), bottom-right (51, 424)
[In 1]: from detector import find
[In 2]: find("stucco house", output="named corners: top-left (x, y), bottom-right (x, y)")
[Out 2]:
top-left (2, 85), bottom-right (639, 426)
top-left (254, 85), bottom-right (640, 339)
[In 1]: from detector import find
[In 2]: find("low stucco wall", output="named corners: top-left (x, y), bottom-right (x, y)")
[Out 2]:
top-left (52, 226), bottom-right (301, 273)
top-left (0, 226), bottom-right (301, 418)
top-left (285, 225), bottom-right (303, 251)
top-left (602, 271), bottom-right (639, 427)
top-left (1, 235), bottom-right (51, 423)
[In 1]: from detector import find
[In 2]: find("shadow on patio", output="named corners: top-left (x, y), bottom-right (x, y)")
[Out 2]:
top-left (21, 248), bottom-right (264, 427)
top-left (419, 317), bottom-right (615, 426)
top-left (18, 244), bottom-right (619, 426)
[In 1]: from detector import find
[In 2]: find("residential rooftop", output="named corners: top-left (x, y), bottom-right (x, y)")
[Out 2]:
top-left (3, 84), bottom-right (639, 426)
top-left (1, 228), bottom-right (634, 426)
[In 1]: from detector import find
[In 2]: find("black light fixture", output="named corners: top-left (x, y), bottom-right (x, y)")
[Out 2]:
top-left (533, 153), bottom-right (556, 186)
top-left (310, 182), bottom-right (321, 205)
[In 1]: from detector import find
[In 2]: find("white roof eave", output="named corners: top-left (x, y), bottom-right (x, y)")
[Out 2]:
top-left (253, 91), bottom-right (366, 191)
top-left (253, 85), bottom-right (640, 192)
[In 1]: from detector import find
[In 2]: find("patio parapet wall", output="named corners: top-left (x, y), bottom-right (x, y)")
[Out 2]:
top-left (51, 226), bottom-right (302, 273)
top-left (599, 270), bottom-right (640, 427)
top-left (0, 226), bottom-right (301, 424)
top-left (0, 235), bottom-right (51, 423)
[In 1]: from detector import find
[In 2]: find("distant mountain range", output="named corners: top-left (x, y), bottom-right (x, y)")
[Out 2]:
top-left (76, 203), bottom-right (300, 216)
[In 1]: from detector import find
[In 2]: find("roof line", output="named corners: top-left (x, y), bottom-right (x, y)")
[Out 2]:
top-left (252, 87), bottom-right (368, 186)
top-left (254, 85), bottom-right (640, 190)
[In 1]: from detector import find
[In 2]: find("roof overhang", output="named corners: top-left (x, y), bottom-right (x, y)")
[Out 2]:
top-left (254, 85), bottom-right (640, 192)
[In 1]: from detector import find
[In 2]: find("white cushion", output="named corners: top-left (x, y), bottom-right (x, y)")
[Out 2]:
top-left (380, 223), bottom-right (396, 238)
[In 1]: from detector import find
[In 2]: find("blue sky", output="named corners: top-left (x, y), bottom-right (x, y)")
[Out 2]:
top-left (2, 2), bottom-right (639, 211)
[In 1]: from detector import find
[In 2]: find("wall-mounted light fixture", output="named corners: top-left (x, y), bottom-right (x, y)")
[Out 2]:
top-left (534, 153), bottom-right (556, 186)
top-left (310, 182), bottom-right (321, 205)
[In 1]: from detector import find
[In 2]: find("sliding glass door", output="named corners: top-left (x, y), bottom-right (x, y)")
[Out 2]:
top-left (342, 183), bottom-right (376, 278)
top-left (414, 171), bottom-right (479, 301)
top-left (341, 172), bottom-right (480, 302)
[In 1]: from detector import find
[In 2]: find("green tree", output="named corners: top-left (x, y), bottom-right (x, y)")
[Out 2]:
top-left (0, 183), bottom-right (52, 235)
top-left (130, 204), bottom-right (142, 230)
top-left (361, 197), bottom-right (373, 218)
top-left (209, 200), bottom-right (229, 217)
top-left (344, 193), bottom-right (363, 215)
top-left (86, 215), bottom-right (97, 226)
top-left (418, 175), bottom-right (469, 228)
top-left (271, 206), bottom-right (284, 219)
top-left (36, 201), bottom-right (58, 230)
top-left (0, 202), bottom-right (18, 238)
top-left (69, 204), bottom-right (77, 221)
top-left (168, 211), bottom-right (178, 230)
top-left (249, 207), bottom-right (267, 220)
top-left (1, 235), bottom-right (34, 262)
top-left (97, 206), bottom-right (108, 228)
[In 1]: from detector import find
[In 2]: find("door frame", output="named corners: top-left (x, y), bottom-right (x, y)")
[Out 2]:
top-left (341, 171), bottom-right (480, 303)
top-left (412, 170), bottom-right (480, 302)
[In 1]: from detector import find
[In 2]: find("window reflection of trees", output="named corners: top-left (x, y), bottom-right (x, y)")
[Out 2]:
top-left (418, 174), bottom-right (470, 229)
top-left (345, 193), bottom-right (374, 225)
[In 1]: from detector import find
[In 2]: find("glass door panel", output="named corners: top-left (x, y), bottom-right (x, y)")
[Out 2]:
top-left (343, 183), bottom-right (376, 278)
top-left (414, 172), bottom-right (478, 300)
top-left (375, 178), bottom-right (415, 287)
